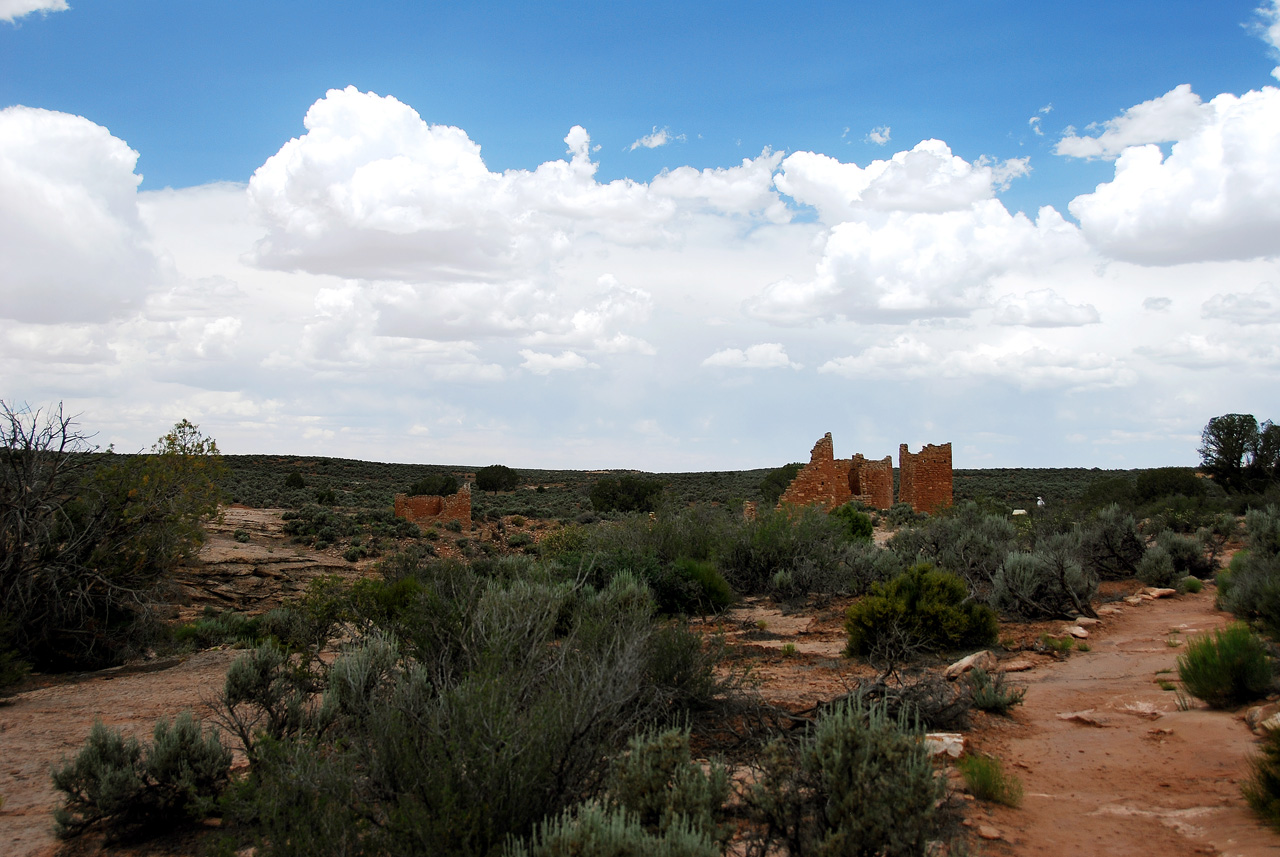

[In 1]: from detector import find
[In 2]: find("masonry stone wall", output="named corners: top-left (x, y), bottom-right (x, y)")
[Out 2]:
top-left (898, 443), bottom-right (953, 513)
top-left (394, 482), bottom-right (472, 527)
top-left (849, 454), bottom-right (894, 510)
top-left (777, 433), bottom-right (853, 512)
top-left (778, 433), bottom-right (952, 515)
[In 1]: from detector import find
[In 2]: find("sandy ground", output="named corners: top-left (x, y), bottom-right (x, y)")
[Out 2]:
top-left (971, 587), bottom-right (1280, 857)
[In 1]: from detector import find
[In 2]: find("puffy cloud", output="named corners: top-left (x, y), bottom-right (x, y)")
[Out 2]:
top-left (819, 334), bottom-right (1131, 390)
top-left (247, 88), bottom-right (794, 289)
top-left (701, 343), bottom-right (801, 369)
top-left (249, 87), bottom-right (676, 281)
top-left (1201, 282), bottom-right (1280, 324)
top-left (519, 349), bottom-right (597, 374)
top-left (1055, 85), bottom-right (1208, 160)
top-left (1143, 296), bottom-right (1172, 312)
top-left (867, 126), bottom-right (891, 145)
top-left (0, 0), bottom-right (66, 22)
top-left (746, 202), bottom-right (1084, 324)
top-left (0, 106), bottom-right (161, 322)
top-left (1068, 86), bottom-right (1280, 264)
top-left (629, 126), bottom-right (684, 150)
top-left (774, 140), bottom-right (1029, 225)
top-left (648, 151), bottom-right (788, 220)
top-left (991, 289), bottom-right (1100, 327)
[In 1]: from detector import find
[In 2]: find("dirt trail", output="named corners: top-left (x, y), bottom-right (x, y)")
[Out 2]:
top-left (976, 588), bottom-right (1278, 856)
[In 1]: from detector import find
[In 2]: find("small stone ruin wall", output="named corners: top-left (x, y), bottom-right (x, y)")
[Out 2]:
top-left (394, 483), bottom-right (472, 527)
top-left (897, 442), bottom-right (953, 513)
top-left (778, 434), bottom-right (952, 514)
top-left (777, 433), bottom-right (853, 512)
top-left (850, 453), bottom-right (894, 510)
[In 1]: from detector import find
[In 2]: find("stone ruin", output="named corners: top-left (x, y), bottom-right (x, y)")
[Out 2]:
top-left (777, 432), bottom-right (952, 514)
top-left (394, 482), bottom-right (472, 527)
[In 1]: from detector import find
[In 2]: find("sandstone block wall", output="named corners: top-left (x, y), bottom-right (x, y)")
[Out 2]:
top-left (777, 433), bottom-right (853, 512)
top-left (849, 454), bottom-right (894, 510)
top-left (778, 434), bottom-right (952, 514)
top-left (898, 443), bottom-right (952, 513)
top-left (394, 482), bottom-right (472, 527)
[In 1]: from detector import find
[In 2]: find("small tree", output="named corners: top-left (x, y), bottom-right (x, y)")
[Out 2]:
top-left (590, 475), bottom-right (664, 514)
top-left (0, 404), bottom-right (224, 669)
top-left (759, 463), bottom-right (803, 504)
top-left (1199, 413), bottom-right (1280, 492)
top-left (406, 473), bottom-right (458, 497)
top-left (476, 464), bottom-right (519, 493)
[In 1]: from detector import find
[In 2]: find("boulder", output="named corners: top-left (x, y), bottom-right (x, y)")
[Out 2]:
top-left (1074, 616), bottom-right (1101, 627)
top-left (925, 732), bottom-right (965, 758)
top-left (944, 649), bottom-right (997, 680)
top-left (1068, 626), bottom-right (1090, 639)
top-left (1145, 588), bottom-right (1177, 599)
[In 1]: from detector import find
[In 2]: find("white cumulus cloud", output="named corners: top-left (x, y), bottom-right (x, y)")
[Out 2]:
top-left (775, 140), bottom-right (1028, 225)
top-left (1055, 84), bottom-right (1208, 160)
top-left (0, 0), bottom-right (67, 22)
top-left (701, 343), bottom-right (801, 369)
top-left (248, 87), bottom-right (673, 282)
top-left (0, 106), bottom-right (161, 323)
top-left (746, 201), bottom-right (1084, 324)
top-left (867, 126), bottom-right (891, 145)
top-left (1068, 86), bottom-right (1280, 264)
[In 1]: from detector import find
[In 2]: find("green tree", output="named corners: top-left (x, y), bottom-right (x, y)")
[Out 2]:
top-left (406, 473), bottom-right (458, 497)
top-left (475, 464), bottom-right (519, 492)
top-left (590, 475), bottom-right (664, 514)
top-left (1, 404), bottom-right (224, 669)
top-left (759, 463), bottom-right (802, 504)
top-left (1200, 413), bottom-right (1261, 492)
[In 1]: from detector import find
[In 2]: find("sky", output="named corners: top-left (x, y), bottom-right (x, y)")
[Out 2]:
top-left (2, 1), bottom-right (1280, 471)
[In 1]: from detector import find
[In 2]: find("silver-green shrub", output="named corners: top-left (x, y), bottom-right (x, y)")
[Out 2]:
top-left (749, 697), bottom-right (947, 856)
top-left (992, 533), bottom-right (1096, 619)
top-left (52, 711), bottom-right (230, 839)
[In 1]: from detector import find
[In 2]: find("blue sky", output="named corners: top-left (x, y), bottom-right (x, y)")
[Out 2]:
top-left (3, 0), bottom-right (1280, 471)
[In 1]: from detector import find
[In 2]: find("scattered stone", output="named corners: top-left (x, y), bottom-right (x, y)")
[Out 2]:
top-left (1118, 701), bottom-right (1162, 720)
top-left (1074, 616), bottom-right (1101, 627)
top-left (1003, 658), bottom-right (1036, 672)
top-left (1145, 588), bottom-right (1177, 599)
top-left (1245, 702), bottom-right (1280, 731)
top-left (1124, 596), bottom-right (1146, 606)
top-left (1068, 626), bottom-right (1090, 639)
top-left (977, 824), bottom-right (1003, 841)
top-left (1057, 709), bottom-right (1110, 727)
top-left (925, 732), bottom-right (965, 758)
top-left (945, 650), bottom-right (997, 680)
